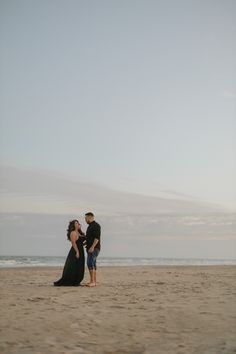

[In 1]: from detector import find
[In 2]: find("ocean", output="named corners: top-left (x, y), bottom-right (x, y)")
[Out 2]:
top-left (0, 255), bottom-right (235, 268)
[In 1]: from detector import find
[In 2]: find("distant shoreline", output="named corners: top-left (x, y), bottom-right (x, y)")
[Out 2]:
top-left (1, 265), bottom-right (236, 271)
top-left (0, 255), bottom-right (236, 269)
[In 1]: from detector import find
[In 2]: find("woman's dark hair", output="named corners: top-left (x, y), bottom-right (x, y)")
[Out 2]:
top-left (66, 219), bottom-right (81, 240)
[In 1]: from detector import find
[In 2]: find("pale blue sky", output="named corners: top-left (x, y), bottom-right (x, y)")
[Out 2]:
top-left (1, 0), bottom-right (236, 209)
top-left (0, 0), bottom-right (236, 258)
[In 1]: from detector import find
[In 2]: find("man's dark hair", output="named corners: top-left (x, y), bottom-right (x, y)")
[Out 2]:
top-left (85, 212), bottom-right (94, 217)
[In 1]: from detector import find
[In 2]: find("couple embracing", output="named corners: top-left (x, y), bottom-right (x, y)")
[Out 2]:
top-left (53, 212), bottom-right (101, 287)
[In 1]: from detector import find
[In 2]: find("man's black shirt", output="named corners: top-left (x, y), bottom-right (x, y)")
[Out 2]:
top-left (85, 220), bottom-right (101, 251)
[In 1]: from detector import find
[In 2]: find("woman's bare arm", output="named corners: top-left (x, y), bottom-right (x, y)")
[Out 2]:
top-left (70, 231), bottom-right (80, 257)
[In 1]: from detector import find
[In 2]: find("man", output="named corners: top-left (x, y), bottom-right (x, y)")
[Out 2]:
top-left (84, 212), bottom-right (101, 287)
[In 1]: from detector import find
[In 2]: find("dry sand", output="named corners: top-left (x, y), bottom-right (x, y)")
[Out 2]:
top-left (0, 265), bottom-right (236, 354)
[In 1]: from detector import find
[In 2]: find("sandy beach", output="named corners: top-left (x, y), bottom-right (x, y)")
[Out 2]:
top-left (0, 265), bottom-right (235, 354)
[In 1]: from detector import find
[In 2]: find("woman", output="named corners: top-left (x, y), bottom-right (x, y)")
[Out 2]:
top-left (54, 219), bottom-right (85, 286)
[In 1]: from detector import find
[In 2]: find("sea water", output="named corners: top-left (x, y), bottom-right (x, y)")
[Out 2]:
top-left (0, 255), bottom-right (235, 268)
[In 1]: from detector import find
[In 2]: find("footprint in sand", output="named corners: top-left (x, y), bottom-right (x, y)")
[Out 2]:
top-left (27, 297), bottom-right (46, 302)
top-left (110, 305), bottom-right (125, 309)
top-left (70, 323), bottom-right (79, 329)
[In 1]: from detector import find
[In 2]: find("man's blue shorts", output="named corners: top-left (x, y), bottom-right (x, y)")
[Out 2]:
top-left (87, 248), bottom-right (100, 270)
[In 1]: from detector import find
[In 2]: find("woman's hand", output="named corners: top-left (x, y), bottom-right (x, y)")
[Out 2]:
top-left (75, 251), bottom-right (80, 258)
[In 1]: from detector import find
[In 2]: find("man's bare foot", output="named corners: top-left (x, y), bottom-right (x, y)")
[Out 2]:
top-left (87, 282), bottom-right (96, 287)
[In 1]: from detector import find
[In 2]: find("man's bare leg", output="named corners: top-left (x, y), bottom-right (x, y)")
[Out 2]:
top-left (88, 269), bottom-right (96, 287)
top-left (94, 270), bottom-right (97, 285)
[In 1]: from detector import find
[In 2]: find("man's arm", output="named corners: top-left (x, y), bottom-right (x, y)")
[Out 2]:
top-left (88, 238), bottom-right (99, 252)
top-left (88, 224), bottom-right (100, 253)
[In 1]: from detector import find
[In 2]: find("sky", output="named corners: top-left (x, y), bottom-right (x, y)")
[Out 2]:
top-left (0, 0), bottom-right (236, 258)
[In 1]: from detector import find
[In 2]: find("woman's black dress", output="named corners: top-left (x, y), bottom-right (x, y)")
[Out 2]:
top-left (54, 236), bottom-right (85, 286)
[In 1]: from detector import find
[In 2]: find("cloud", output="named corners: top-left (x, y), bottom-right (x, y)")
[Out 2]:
top-left (161, 189), bottom-right (199, 200)
top-left (1, 165), bottom-right (235, 258)
top-left (0, 164), bottom-right (226, 216)
top-left (0, 211), bottom-right (235, 257)
top-left (221, 91), bottom-right (236, 98)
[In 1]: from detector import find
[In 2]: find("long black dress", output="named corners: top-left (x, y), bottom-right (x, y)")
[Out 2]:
top-left (53, 236), bottom-right (85, 286)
